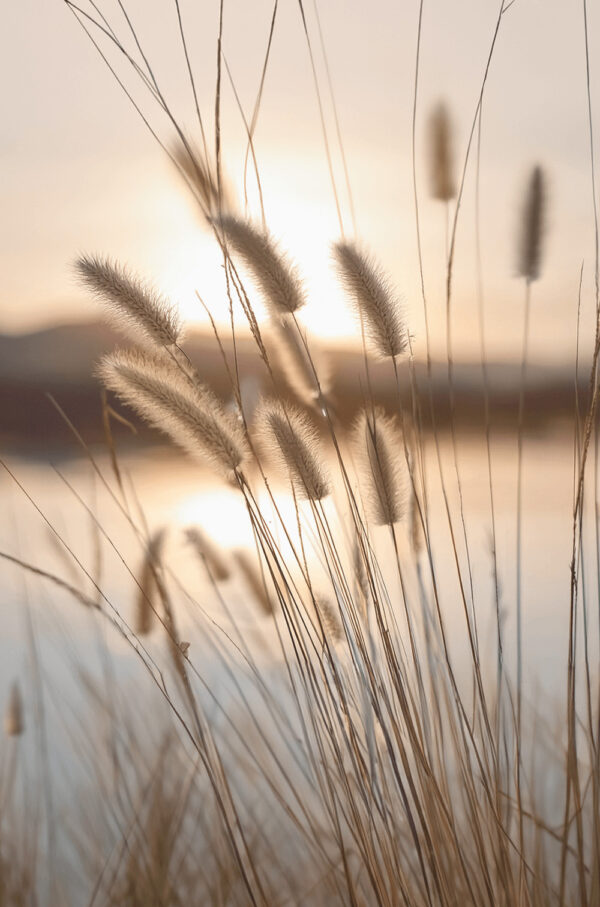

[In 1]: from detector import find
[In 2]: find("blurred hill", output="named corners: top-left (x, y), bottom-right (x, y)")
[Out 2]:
top-left (0, 321), bottom-right (584, 454)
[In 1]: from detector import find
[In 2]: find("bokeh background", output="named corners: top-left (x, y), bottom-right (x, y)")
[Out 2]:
top-left (2, 0), bottom-right (600, 710)
top-left (3, 0), bottom-right (600, 362)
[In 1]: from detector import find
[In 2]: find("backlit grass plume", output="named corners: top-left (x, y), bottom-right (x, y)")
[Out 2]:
top-left (134, 528), bottom-right (166, 636)
top-left (4, 682), bottom-right (24, 737)
top-left (315, 595), bottom-right (343, 644)
top-left (184, 526), bottom-right (231, 582)
top-left (98, 349), bottom-right (248, 478)
top-left (219, 215), bottom-right (306, 316)
top-left (76, 256), bottom-right (182, 350)
top-left (427, 101), bottom-right (456, 202)
top-left (258, 400), bottom-right (331, 501)
top-left (517, 165), bottom-right (546, 283)
top-left (172, 140), bottom-right (233, 217)
top-left (333, 241), bottom-right (407, 359)
top-left (355, 408), bottom-right (406, 526)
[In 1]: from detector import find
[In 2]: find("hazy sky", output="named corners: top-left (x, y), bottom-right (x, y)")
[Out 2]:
top-left (3, 0), bottom-right (600, 363)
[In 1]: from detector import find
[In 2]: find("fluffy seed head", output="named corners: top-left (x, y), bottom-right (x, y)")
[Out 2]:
top-left (352, 538), bottom-right (370, 620)
top-left (272, 316), bottom-right (330, 406)
top-left (315, 596), bottom-right (343, 644)
top-left (219, 216), bottom-right (306, 316)
top-left (135, 528), bottom-right (166, 636)
top-left (258, 400), bottom-right (331, 501)
top-left (172, 140), bottom-right (233, 216)
top-left (76, 256), bottom-right (182, 349)
top-left (98, 349), bottom-right (248, 478)
top-left (185, 526), bottom-right (231, 582)
top-left (428, 101), bottom-right (456, 201)
top-left (354, 408), bottom-right (406, 526)
top-left (333, 242), bottom-right (407, 359)
top-left (4, 683), bottom-right (24, 737)
top-left (517, 165), bottom-right (546, 283)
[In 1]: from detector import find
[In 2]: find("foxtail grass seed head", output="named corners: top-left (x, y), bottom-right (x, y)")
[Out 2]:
top-left (272, 316), bottom-right (330, 406)
top-left (258, 400), bottom-right (331, 501)
top-left (4, 683), bottom-right (24, 737)
top-left (355, 409), bottom-right (406, 526)
top-left (315, 596), bottom-right (343, 644)
top-left (172, 140), bottom-right (233, 216)
top-left (218, 215), bottom-right (306, 316)
top-left (76, 256), bottom-right (182, 350)
top-left (353, 538), bottom-right (370, 620)
top-left (428, 101), bottom-right (456, 202)
top-left (184, 526), bottom-right (231, 582)
top-left (333, 242), bottom-right (407, 359)
top-left (135, 528), bottom-right (166, 636)
top-left (234, 550), bottom-right (275, 616)
top-left (98, 349), bottom-right (248, 479)
top-left (517, 165), bottom-right (546, 283)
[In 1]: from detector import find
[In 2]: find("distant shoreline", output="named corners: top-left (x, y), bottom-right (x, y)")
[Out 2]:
top-left (0, 321), bottom-right (585, 454)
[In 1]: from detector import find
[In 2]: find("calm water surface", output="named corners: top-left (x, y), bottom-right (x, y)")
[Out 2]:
top-left (0, 425), bottom-right (596, 720)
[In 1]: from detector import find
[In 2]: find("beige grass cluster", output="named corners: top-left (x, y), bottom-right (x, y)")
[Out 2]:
top-left (333, 241), bottom-right (407, 359)
top-left (258, 399), bottom-right (331, 501)
top-left (355, 408), bottom-right (406, 526)
top-left (13, 6), bottom-right (598, 902)
top-left (98, 349), bottom-right (248, 478)
top-left (75, 256), bottom-right (182, 350)
top-left (219, 215), bottom-right (306, 317)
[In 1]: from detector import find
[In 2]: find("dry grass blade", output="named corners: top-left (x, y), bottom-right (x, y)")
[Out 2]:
top-left (135, 528), bottom-right (166, 636)
top-left (410, 487), bottom-right (424, 556)
top-left (76, 256), bottom-right (182, 349)
top-left (258, 400), bottom-right (331, 500)
top-left (333, 241), bottom-right (407, 359)
top-left (184, 526), bottom-right (231, 582)
top-left (98, 349), bottom-right (248, 478)
top-left (517, 165), bottom-right (546, 283)
top-left (219, 215), bottom-right (306, 316)
top-left (428, 101), bottom-right (456, 201)
top-left (4, 682), bottom-right (24, 737)
top-left (355, 408), bottom-right (406, 526)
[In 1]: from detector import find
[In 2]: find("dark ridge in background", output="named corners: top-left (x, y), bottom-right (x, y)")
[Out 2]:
top-left (0, 322), bottom-right (584, 455)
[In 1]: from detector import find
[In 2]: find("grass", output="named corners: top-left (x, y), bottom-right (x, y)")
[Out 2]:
top-left (2, 0), bottom-right (600, 903)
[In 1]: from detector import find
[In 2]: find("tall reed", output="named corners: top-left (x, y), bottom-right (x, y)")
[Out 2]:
top-left (5, 3), bottom-right (599, 905)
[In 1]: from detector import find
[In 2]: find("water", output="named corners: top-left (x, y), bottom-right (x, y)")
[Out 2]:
top-left (0, 425), bottom-right (594, 709)
top-left (1, 425), bottom-right (597, 900)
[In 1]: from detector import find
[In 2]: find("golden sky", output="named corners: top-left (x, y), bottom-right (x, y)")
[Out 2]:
top-left (3, 0), bottom-right (600, 363)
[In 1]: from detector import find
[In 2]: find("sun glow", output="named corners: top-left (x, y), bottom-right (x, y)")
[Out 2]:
top-left (148, 166), bottom-right (360, 344)
top-left (173, 481), bottom-right (311, 559)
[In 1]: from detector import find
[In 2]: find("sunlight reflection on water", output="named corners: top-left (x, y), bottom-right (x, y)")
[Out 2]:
top-left (0, 425), bottom-right (595, 716)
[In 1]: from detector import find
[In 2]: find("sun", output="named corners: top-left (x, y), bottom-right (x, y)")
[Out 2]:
top-left (146, 163), bottom-right (359, 344)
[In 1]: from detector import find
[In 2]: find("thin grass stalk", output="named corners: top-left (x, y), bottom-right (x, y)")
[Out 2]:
top-left (296, 0), bottom-right (345, 237)
top-left (474, 102), bottom-right (504, 741)
top-left (441, 0), bottom-right (507, 739)
top-left (559, 3), bottom-right (600, 901)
